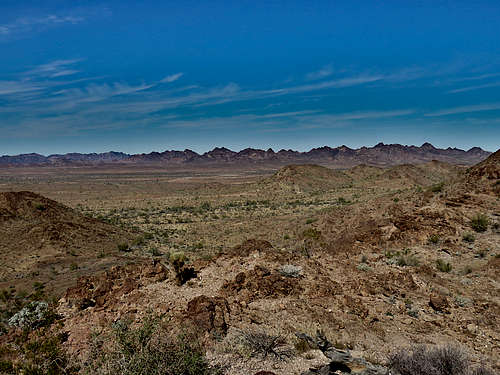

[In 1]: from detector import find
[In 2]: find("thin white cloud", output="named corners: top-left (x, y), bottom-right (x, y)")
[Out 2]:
top-left (51, 82), bottom-right (156, 104)
top-left (425, 103), bottom-right (500, 117)
top-left (305, 65), bottom-right (334, 81)
top-left (0, 81), bottom-right (42, 95)
top-left (450, 72), bottom-right (500, 82)
top-left (259, 110), bottom-right (320, 118)
top-left (327, 109), bottom-right (415, 121)
top-left (162, 109), bottom-right (414, 130)
top-left (26, 59), bottom-right (82, 78)
top-left (49, 69), bottom-right (80, 78)
top-left (447, 81), bottom-right (500, 94)
top-left (267, 75), bottom-right (385, 96)
top-left (0, 15), bottom-right (84, 40)
top-left (160, 73), bottom-right (184, 83)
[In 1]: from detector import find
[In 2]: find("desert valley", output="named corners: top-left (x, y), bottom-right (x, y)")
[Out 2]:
top-left (0, 143), bottom-right (498, 374)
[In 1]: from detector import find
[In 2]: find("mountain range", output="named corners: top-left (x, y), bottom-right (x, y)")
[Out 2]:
top-left (0, 143), bottom-right (491, 167)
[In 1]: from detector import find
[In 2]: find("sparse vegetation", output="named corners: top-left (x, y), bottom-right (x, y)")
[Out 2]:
top-left (428, 234), bottom-right (440, 244)
top-left (117, 242), bottom-right (130, 252)
top-left (302, 228), bottom-right (321, 240)
top-left (471, 214), bottom-right (489, 233)
top-left (462, 233), bottom-right (475, 243)
top-left (13, 331), bottom-right (77, 375)
top-left (436, 259), bottom-right (452, 273)
top-left (34, 203), bottom-right (46, 211)
top-left (357, 263), bottom-right (372, 272)
top-left (0, 152), bottom-right (498, 373)
top-left (390, 249), bottom-right (420, 267)
top-left (239, 330), bottom-right (293, 360)
top-left (82, 315), bottom-right (218, 375)
top-left (389, 344), bottom-right (494, 375)
top-left (279, 264), bottom-right (302, 278)
top-left (430, 182), bottom-right (444, 193)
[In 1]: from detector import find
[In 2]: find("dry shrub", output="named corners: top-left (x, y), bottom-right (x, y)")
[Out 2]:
top-left (239, 330), bottom-right (293, 361)
top-left (389, 344), bottom-right (494, 375)
top-left (82, 315), bottom-right (219, 375)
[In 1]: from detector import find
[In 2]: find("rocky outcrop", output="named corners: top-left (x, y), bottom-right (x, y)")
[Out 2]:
top-left (297, 332), bottom-right (388, 375)
top-left (429, 293), bottom-right (450, 313)
top-left (220, 265), bottom-right (303, 303)
top-left (186, 295), bottom-right (230, 335)
top-left (62, 261), bottom-right (168, 311)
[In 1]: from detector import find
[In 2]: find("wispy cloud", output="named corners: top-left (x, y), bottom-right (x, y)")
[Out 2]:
top-left (270, 75), bottom-right (384, 95)
top-left (50, 82), bottom-right (157, 105)
top-left (450, 72), bottom-right (500, 82)
top-left (161, 73), bottom-right (184, 83)
top-left (305, 65), bottom-right (334, 81)
top-left (0, 59), bottom-right (453, 141)
top-left (0, 81), bottom-right (42, 95)
top-left (162, 109), bottom-right (415, 131)
top-left (26, 59), bottom-right (82, 78)
top-left (447, 81), bottom-right (500, 94)
top-left (0, 15), bottom-right (84, 40)
top-left (425, 103), bottom-right (500, 117)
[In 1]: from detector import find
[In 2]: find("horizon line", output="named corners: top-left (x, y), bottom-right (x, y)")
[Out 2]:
top-left (0, 142), bottom-right (494, 158)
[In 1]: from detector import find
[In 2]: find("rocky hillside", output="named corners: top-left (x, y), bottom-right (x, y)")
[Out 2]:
top-left (53, 151), bottom-right (499, 374)
top-left (0, 152), bottom-right (498, 375)
top-left (263, 164), bottom-right (352, 192)
top-left (0, 191), bottom-right (137, 294)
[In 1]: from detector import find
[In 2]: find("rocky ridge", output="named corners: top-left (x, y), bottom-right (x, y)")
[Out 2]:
top-left (0, 143), bottom-right (491, 167)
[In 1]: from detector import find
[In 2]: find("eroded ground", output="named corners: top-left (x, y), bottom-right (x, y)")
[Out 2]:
top-left (0, 159), bottom-right (498, 374)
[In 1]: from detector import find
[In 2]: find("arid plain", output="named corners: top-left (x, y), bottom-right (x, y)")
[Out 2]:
top-left (0, 150), bottom-right (499, 374)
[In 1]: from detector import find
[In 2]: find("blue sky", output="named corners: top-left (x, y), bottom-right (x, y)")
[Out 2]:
top-left (1, 0), bottom-right (499, 155)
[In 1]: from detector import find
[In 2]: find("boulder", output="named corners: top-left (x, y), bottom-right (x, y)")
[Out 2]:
top-left (429, 293), bottom-right (449, 312)
top-left (297, 332), bottom-right (388, 375)
top-left (186, 295), bottom-right (230, 335)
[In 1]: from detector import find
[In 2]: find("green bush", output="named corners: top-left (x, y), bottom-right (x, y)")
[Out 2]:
top-left (83, 316), bottom-right (218, 375)
top-left (396, 250), bottom-right (419, 267)
top-left (1, 330), bottom-right (76, 375)
top-left (430, 182), bottom-right (444, 193)
top-left (199, 202), bottom-right (211, 211)
top-left (428, 234), bottom-right (440, 244)
top-left (117, 242), bottom-right (130, 252)
top-left (34, 203), bottom-right (46, 211)
top-left (169, 251), bottom-right (187, 267)
top-left (302, 228), bottom-right (321, 240)
top-left (470, 214), bottom-right (489, 233)
top-left (436, 259), bottom-right (452, 273)
top-left (462, 233), bottom-right (475, 243)
top-left (150, 247), bottom-right (162, 257)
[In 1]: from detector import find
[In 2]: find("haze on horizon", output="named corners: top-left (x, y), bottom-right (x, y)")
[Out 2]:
top-left (1, 0), bottom-right (499, 155)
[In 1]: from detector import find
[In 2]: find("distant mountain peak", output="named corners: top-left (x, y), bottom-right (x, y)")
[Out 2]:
top-left (421, 142), bottom-right (436, 149)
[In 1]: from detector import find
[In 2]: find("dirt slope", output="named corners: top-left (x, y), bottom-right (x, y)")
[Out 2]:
top-left (263, 164), bottom-right (352, 192)
top-left (464, 149), bottom-right (500, 195)
top-left (0, 191), bottom-right (136, 294)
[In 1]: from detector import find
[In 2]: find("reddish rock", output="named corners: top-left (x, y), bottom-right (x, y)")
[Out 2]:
top-left (429, 293), bottom-right (449, 312)
top-left (226, 239), bottom-right (274, 257)
top-left (186, 295), bottom-right (230, 335)
top-left (63, 261), bottom-right (168, 310)
top-left (220, 265), bottom-right (303, 304)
